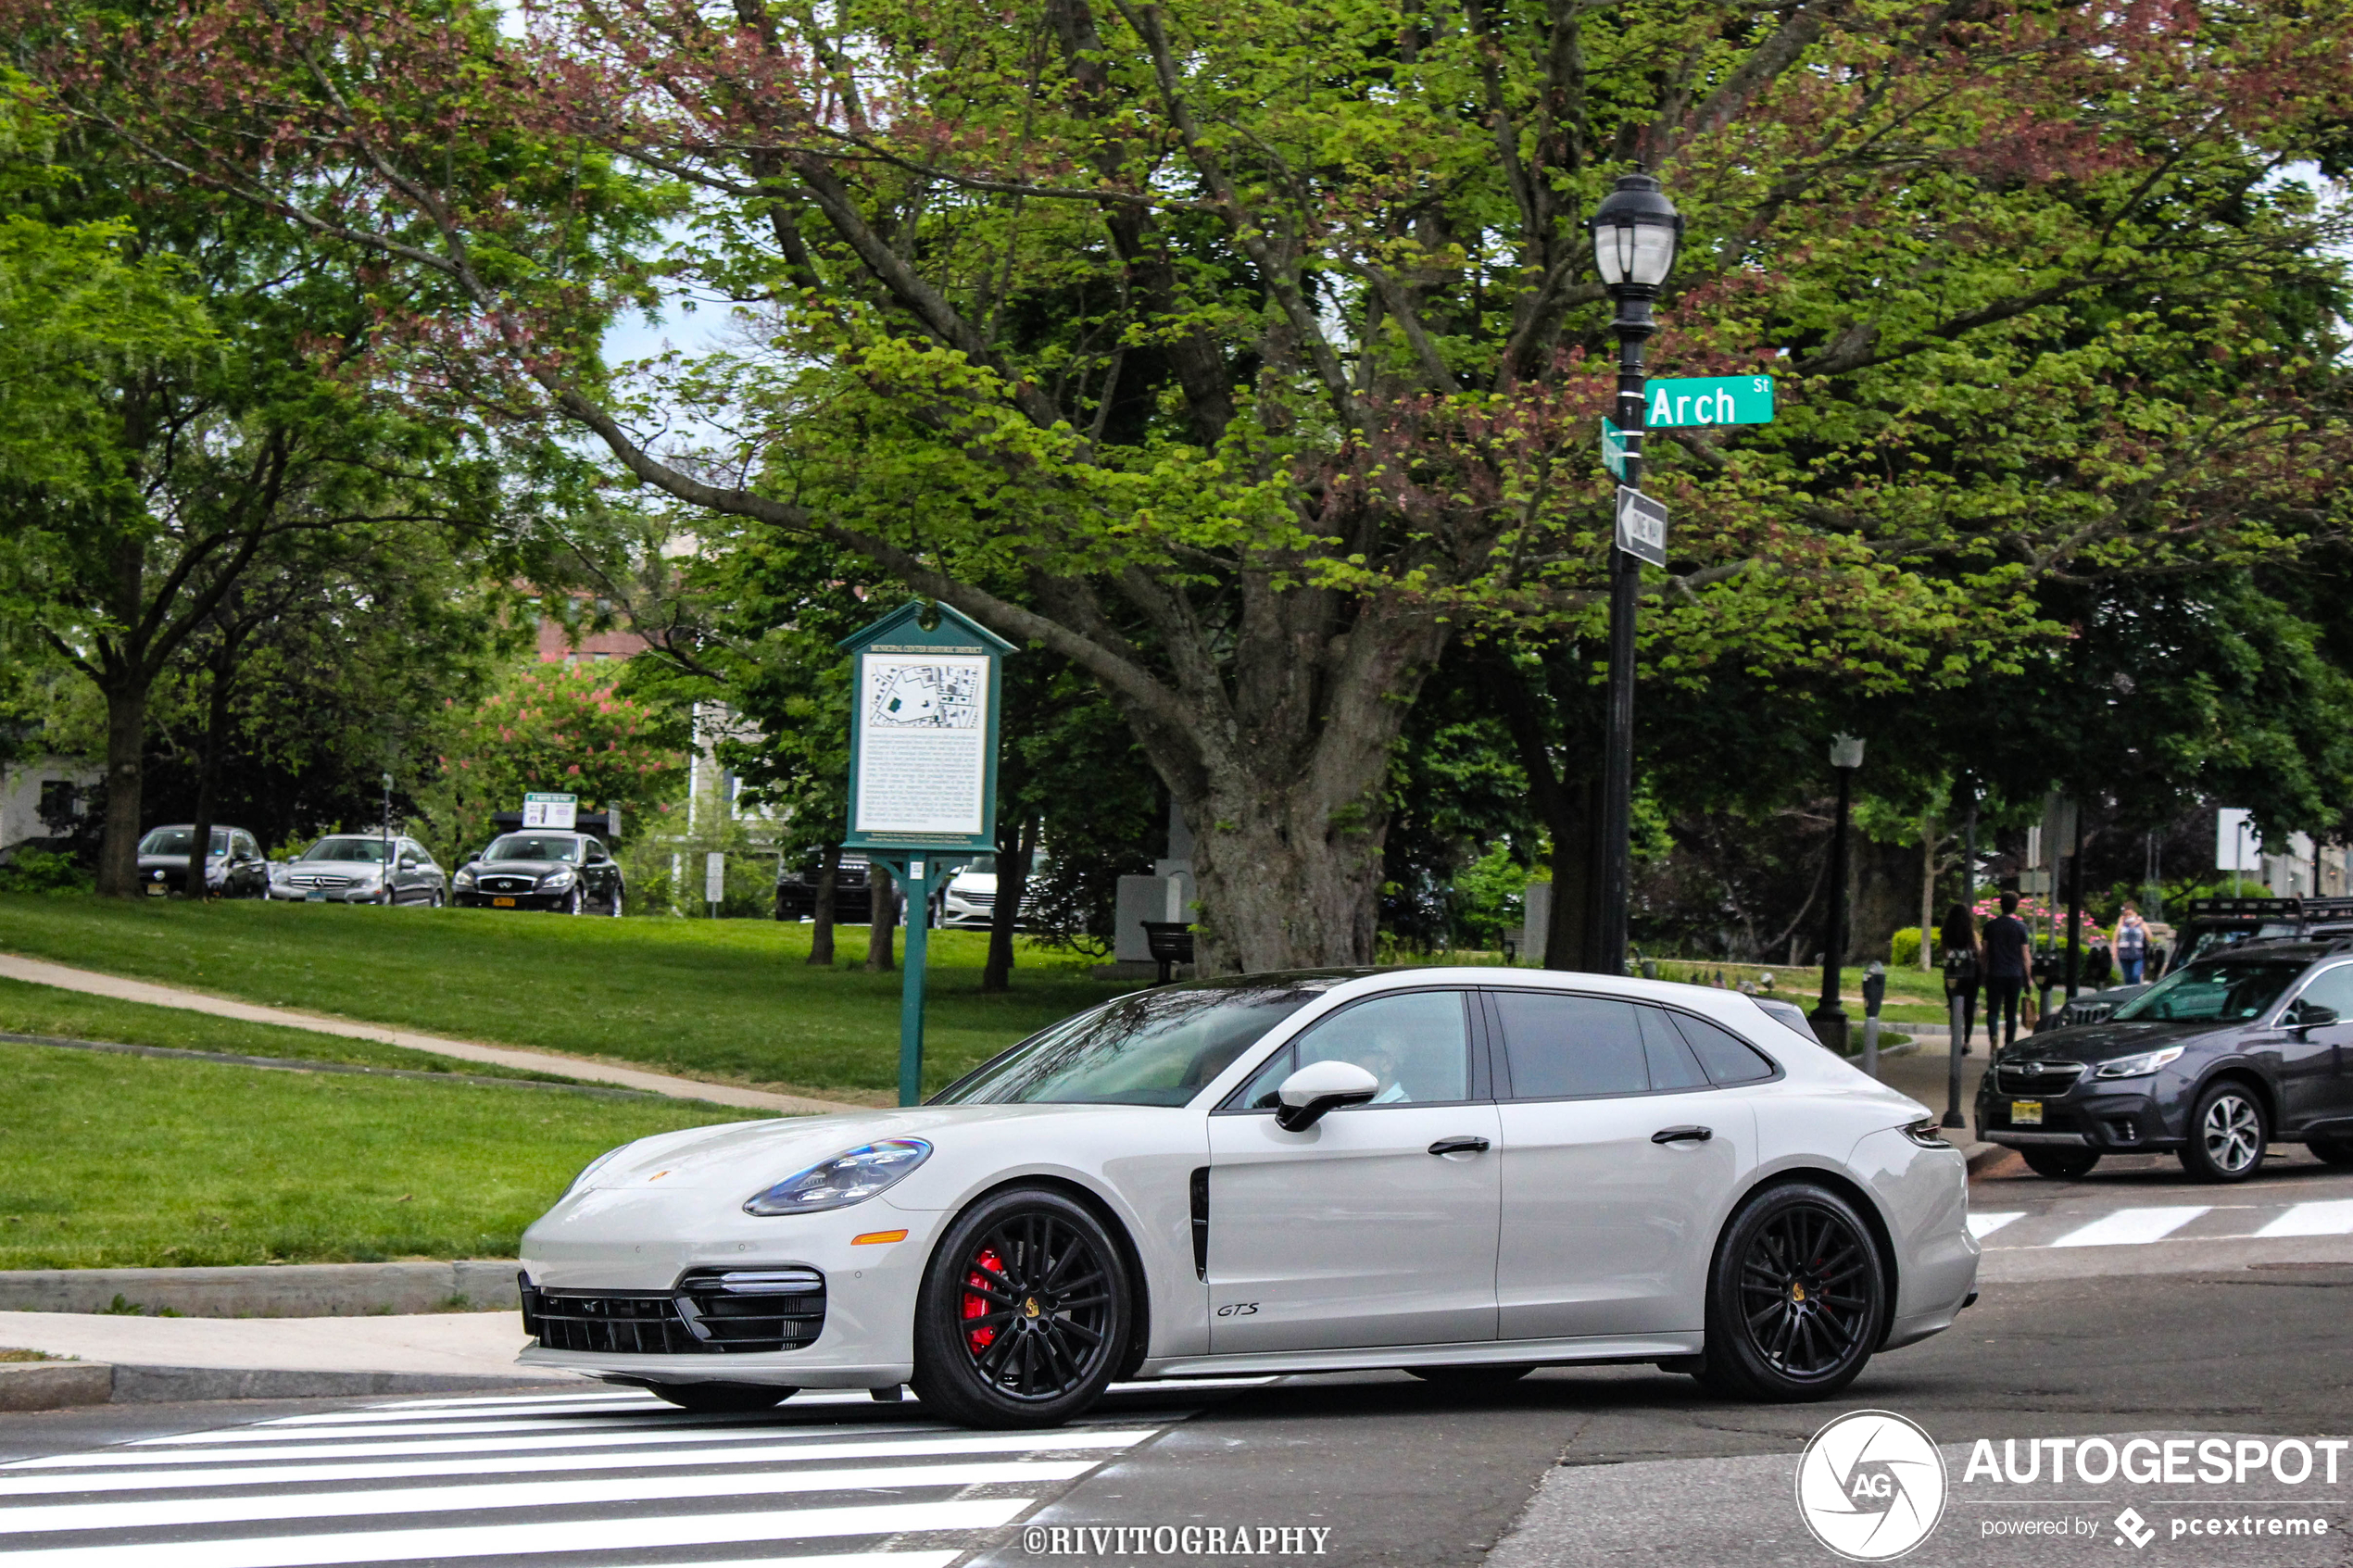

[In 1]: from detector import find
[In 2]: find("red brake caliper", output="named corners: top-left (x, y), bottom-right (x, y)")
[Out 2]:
top-left (963, 1246), bottom-right (1005, 1354)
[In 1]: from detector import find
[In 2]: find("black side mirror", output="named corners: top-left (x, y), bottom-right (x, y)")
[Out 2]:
top-left (2289, 1001), bottom-right (2339, 1034)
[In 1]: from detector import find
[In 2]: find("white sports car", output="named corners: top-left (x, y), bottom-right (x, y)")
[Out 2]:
top-left (517, 969), bottom-right (1979, 1427)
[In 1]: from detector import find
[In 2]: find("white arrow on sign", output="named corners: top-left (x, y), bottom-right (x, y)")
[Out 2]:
top-left (1615, 485), bottom-right (1667, 567)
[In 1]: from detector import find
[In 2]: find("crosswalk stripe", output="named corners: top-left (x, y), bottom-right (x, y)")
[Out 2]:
top-left (132, 1412), bottom-right (791, 1446)
top-left (2050, 1206), bottom-right (2210, 1248)
top-left (331, 1391), bottom-right (646, 1411)
top-left (5, 1422), bottom-right (945, 1471)
top-left (1967, 1211), bottom-right (2023, 1238)
top-left (0, 1429), bottom-right (1155, 1497)
top-left (2255, 1198), bottom-right (2353, 1237)
top-left (262, 1399), bottom-right (662, 1426)
top-left (0, 1497), bottom-right (1031, 1568)
top-left (0, 1460), bottom-right (1090, 1535)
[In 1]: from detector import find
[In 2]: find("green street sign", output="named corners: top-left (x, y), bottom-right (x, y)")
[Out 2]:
top-left (1643, 375), bottom-right (1774, 428)
top-left (1601, 418), bottom-right (1630, 480)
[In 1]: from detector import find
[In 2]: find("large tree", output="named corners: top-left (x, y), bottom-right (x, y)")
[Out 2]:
top-left (33, 0), bottom-right (2353, 958)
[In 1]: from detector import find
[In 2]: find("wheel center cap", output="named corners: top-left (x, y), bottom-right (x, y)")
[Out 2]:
top-left (1790, 1282), bottom-right (1807, 1303)
top-left (1023, 1297), bottom-right (1041, 1319)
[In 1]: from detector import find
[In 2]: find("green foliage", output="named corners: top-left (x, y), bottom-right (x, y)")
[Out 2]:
top-left (1891, 928), bottom-right (1923, 969)
top-left (1449, 845), bottom-right (1533, 950)
top-left (0, 847), bottom-right (88, 895)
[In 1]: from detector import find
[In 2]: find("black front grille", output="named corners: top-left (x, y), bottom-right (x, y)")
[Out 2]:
top-left (524, 1267), bottom-right (825, 1355)
top-left (1996, 1061), bottom-right (2086, 1097)
top-left (482, 876), bottom-right (535, 894)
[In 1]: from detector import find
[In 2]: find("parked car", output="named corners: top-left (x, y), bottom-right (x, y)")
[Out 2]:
top-left (517, 969), bottom-right (1975, 1422)
top-left (453, 830), bottom-right (623, 914)
top-left (135, 825), bottom-right (270, 898)
top-left (268, 834), bottom-right (448, 906)
top-left (2037, 895), bottom-right (2353, 1032)
top-left (939, 855), bottom-right (1043, 930)
top-left (1981, 938), bottom-right (2353, 1182)
top-left (774, 852), bottom-right (900, 924)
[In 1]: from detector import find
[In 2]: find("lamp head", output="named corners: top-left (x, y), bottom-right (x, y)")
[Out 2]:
top-left (1590, 172), bottom-right (1683, 292)
top-left (1830, 734), bottom-right (1866, 771)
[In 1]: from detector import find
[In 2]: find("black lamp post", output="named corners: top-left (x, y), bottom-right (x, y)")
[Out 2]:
top-left (1811, 734), bottom-right (1866, 1053)
top-left (1588, 171), bottom-right (1682, 974)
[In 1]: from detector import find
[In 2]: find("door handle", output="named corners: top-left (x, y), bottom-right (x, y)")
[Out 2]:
top-left (1651, 1125), bottom-right (1713, 1145)
top-left (1427, 1135), bottom-right (1491, 1156)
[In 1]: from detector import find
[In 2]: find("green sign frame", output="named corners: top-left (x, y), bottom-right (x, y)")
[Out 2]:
top-left (839, 599), bottom-right (1014, 857)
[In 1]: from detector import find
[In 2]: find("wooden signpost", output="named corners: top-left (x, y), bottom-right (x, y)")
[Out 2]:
top-left (840, 600), bottom-right (1015, 1105)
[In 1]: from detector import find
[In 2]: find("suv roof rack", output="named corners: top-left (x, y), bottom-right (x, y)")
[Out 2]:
top-left (2183, 896), bottom-right (2297, 922)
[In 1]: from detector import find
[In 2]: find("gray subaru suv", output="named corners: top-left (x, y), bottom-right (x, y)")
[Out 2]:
top-left (1978, 941), bottom-right (2353, 1183)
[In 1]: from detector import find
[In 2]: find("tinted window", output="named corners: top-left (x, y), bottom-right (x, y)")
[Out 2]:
top-left (1639, 1008), bottom-right (1712, 1090)
top-left (1239, 990), bottom-right (1471, 1108)
top-left (2292, 964), bottom-right (2353, 1019)
top-left (2114, 959), bottom-right (2303, 1022)
top-left (1495, 992), bottom-right (1650, 1098)
top-left (1671, 1011), bottom-right (1776, 1085)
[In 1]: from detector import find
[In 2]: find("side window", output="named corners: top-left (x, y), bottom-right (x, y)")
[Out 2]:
top-left (1237, 990), bottom-right (1471, 1109)
top-left (1637, 1007), bottom-right (1711, 1091)
top-left (1671, 1011), bottom-right (1778, 1085)
top-left (232, 833), bottom-right (258, 859)
top-left (2293, 965), bottom-right (2353, 1019)
top-left (1493, 992), bottom-right (1649, 1098)
top-left (588, 842), bottom-right (610, 864)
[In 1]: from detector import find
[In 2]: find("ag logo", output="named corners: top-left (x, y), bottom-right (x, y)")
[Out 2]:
top-left (1794, 1411), bottom-right (1947, 1561)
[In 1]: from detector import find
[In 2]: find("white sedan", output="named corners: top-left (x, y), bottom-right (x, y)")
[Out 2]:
top-left (517, 969), bottom-right (1979, 1426)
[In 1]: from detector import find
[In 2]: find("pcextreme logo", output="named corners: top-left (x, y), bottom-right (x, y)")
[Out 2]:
top-left (1795, 1411), bottom-right (1950, 1561)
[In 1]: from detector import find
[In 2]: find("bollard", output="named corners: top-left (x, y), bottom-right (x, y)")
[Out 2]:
top-left (1861, 1013), bottom-right (1880, 1079)
top-left (1943, 990), bottom-right (1967, 1128)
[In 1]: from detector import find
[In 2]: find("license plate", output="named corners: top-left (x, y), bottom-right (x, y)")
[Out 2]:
top-left (144, 884), bottom-right (166, 897)
top-left (492, 897), bottom-right (517, 908)
top-left (306, 890), bottom-right (326, 902)
top-left (2012, 1100), bottom-right (2044, 1125)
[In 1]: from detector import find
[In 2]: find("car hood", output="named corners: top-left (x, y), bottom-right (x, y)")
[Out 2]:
top-left (471, 859), bottom-right (571, 875)
top-left (578, 1104), bottom-right (1150, 1193)
top-left (285, 859), bottom-right (385, 873)
top-left (1997, 1016), bottom-right (2225, 1066)
top-left (137, 854), bottom-right (221, 868)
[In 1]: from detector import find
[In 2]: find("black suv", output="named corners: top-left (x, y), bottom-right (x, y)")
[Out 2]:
top-left (452, 831), bottom-right (623, 914)
top-left (1980, 940), bottom-right (2353, 1182)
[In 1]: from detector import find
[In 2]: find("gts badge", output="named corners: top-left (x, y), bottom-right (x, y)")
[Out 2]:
top-left (1215, 1301), bottom-right (1259, 1317)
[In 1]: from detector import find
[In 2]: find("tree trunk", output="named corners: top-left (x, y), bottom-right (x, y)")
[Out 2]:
top-left (807, 843), bottom-right (841, 966)
top-left (94, 677), bottom-right (148, 897)
top-left (184, 663), bottom-right (235, 900)
top-left (865, 861), bottom-right (898, 972)
top-left (982, 817), bottom-right (1038, 994)
top-left (1918, 813), bottom-right (1937, 968)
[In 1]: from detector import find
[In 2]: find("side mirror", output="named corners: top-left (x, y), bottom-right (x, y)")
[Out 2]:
top-left (1274, 1060), bottom-right (1380, 1132)
top-left (2289, 1001), bottom-right (2339, 1034)
top-left (398, 854), bottom-right (418, 869)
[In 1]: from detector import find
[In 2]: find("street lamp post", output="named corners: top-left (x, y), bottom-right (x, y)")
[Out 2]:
top-left (1811, 734), bottom-right (1866, 1054)
top-left (1588, 171), bottom-right (1682, 975)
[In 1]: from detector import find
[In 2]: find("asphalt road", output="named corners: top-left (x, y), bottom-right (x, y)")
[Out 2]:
top-left (4, 1158), bottom-right (2351, 1568)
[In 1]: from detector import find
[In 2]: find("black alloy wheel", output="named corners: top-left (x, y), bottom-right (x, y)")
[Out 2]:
top-left (2020, 1146), bottom-right (2100, 1179)
top-left (561, 886), bottom-right (584, 915)
top-left (912, 1186), bottom-right (1129, 1428)
top-left (648, 1381), bottom-right (793, 1412)
top-left (428, 889), bottom-right (445, 909)
top-left (1407, 1363), bottom-right (1535, 1387)
top-left (1697, 1181), bottom-right (1884, 1401)
top-left (2308, 1135), bottom-right (2353, 1168)
top-left (2181, 1081), bottom-right (2267, 1183)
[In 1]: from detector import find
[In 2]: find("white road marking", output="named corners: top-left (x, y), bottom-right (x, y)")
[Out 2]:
top-left (0, 1429), bottom-right (1155, 1497)
top-left (2255, 1198), bottom-right (2353, 1237)
top-left (0, 1461), bottom-right (1090, 1535)
top-left (130, 1412), bottom-right (787, 1445)
top-left (0, 1499), bottom-right (1029, 1568)
top-left (337, 1390), bottom-right (650, 1411)
top-left (1967, 1211), bottom-right (2024, 1238)
top-left (262, 1399), bottom-right (662, 1425)
top-left (2049, 1206), bottom-right (2211, 1248)
top-left (5, 1422), bottom-right (941, 1470)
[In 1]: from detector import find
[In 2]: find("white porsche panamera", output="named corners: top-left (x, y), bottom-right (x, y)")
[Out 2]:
top-left (516, 968), bottom-right (1979, 1427)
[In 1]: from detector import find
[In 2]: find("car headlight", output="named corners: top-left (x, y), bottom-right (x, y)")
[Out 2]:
top-left (453, 868), bottom-right (475, 888)
top-left (1899, 1116), bottom-right (1952, 1149)
top-left (564, 1145), bottom-right (630, 1196)
top-left (744, 1138), bottom-right (932, 1216)
top-left (2094, 1046), bottom-right (2185, 1079)
top-left (540, 870), bottom-right (575, 890)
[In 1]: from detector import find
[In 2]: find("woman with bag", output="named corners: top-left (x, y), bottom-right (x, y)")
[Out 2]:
top-left (1939, 904), bottom-right (1983, 1055)
top-left (2112, 903), bottom-right (2151, 985)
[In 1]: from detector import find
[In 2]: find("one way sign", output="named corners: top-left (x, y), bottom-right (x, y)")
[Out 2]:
top-left (1616, 486), bottom-right (1667, 567)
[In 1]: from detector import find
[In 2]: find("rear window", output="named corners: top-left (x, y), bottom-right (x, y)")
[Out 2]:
top-left (1672, 1011), bottom-right (1777, 1085)
top-left (1493, 992), bottom-right (1650, 1098)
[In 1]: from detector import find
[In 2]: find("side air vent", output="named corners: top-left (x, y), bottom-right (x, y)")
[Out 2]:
top-left (1189, 1167), bottom-right (1210, 1281)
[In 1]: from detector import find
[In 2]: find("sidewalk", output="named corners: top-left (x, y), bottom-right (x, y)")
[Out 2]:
top-left (0, 952), bottom-right (861, 1115)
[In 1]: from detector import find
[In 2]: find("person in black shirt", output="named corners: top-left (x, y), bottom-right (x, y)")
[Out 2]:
top-left (1982, 891), bottom-right (2033, 1049)
top-left (1938, 904), bottom-right (1982, 1054)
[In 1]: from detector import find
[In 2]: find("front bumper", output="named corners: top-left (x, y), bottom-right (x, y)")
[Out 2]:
top-left (516, 1186), bottom-right (942, 1389)
top-left (268, 884), bottom-right (387, 903)
top-left (1976, 1082), bottom-right (2178, 1152)
top-left (455, 889), bottom-right (567, 909)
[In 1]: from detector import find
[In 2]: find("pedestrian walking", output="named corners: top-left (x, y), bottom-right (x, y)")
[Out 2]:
top-left (1938, 904), bottom-right (1982, 1055)
top-left (1982, 891), bottom-right (2033, 1050)
top-left (2113, 903), bottom-right (2150, 985)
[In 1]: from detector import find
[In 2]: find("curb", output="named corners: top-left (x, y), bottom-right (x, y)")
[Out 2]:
top-left (0, 1361), bottom-right (573, 1411)
top-left (0, 1261), bottom-right (524, 1318)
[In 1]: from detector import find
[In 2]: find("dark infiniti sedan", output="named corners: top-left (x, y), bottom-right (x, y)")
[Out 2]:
top-left (1979, 941), bottom-right (2353, 1183)
top-left (451, 830), bottom-right (623, 915)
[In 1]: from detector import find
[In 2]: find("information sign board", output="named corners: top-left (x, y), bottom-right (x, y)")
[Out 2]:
top-left (841, 601), bottom-right (1015, 854)
top-left (1616, 486), bottom-right (1668, 568)
top-left (522, 793), bottom-right (577, 830)
top-left (704, 851), bottom-right (726, 906)
top-left (1642, 375), bottom-right (1774, 428)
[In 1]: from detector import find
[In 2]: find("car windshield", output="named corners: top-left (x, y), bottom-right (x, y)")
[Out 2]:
top-left (933, 980), bottom-right (1340, 1107)
top-left (302, 837), bottom-right (391, 863)
top-left (138, 829), bottom-right (225, 856)
top-left (484, 834), bottom-right (580, 862)
top-left (2111, 959), bottom-right (2305, 1022)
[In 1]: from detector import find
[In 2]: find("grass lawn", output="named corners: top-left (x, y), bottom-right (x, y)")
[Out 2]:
top-left (0, 1040), bottom-right (758, 1269)
top-left (0, 896), bottom-right (1136, 1098)
top-left (0, 977), bottom-right (568, 1082)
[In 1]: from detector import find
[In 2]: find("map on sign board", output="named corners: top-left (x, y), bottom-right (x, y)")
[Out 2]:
top-left (855, 654), bottom-right (991, 836)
